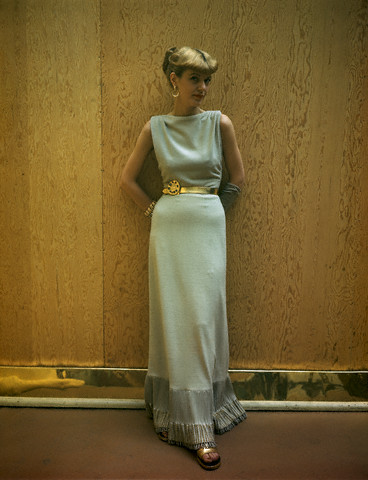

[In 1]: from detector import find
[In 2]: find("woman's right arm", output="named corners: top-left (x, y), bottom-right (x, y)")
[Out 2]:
top-left (120, 120), bottom-right (155, 212)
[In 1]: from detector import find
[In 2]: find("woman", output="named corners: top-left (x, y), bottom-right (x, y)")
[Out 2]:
top-left (120, 46), bottom-right (246, 471)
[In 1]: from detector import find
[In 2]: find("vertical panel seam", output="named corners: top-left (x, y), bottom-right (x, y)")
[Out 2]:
top-left (99, 0), bottom-right (105, 366)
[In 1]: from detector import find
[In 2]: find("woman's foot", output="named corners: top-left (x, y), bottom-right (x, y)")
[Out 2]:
top-left (196, 447), bottom-right (221, 470)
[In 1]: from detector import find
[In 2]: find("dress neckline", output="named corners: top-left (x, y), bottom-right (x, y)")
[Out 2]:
top-left (164, 110), bottom-right (209, 118)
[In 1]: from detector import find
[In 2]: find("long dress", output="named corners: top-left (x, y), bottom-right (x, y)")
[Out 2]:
top-left (144, 110), bottom-right (246, 450)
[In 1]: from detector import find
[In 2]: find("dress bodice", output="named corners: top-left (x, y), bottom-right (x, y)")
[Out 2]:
top-left (150, 110), bottom-right (223, 189)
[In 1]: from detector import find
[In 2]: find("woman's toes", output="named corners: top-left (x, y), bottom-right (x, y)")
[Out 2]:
top-left (203, 452), bottom-right (220, 462)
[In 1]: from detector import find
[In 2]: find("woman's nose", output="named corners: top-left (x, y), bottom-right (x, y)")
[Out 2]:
top-left (198, 81), bottom-right (206, 91)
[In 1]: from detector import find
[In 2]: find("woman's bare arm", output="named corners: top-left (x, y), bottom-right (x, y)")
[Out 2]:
top-left (120, 120), bottom-right (155, 211)
top-left (220, 114), bottom-right (245, 188)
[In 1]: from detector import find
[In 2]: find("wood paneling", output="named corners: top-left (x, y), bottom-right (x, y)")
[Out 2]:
top-left (0, 0), bottom-right (103, 365)
top-left (1, 0), bottom-right (367, 371)
top-left (0, 1), bottom-right (33, 362)
top-left (229, 2), bottom-right (368, 369)
top-left (225, 0), bottom-right (368, 369)
top-left (102, 0), bottom-right (368, 369)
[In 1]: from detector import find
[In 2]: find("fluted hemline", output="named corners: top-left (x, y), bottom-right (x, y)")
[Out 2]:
top-left (145, 374), bottom-right (247, 450)
top-left (148, 406), bottom-right (217, 450)
top-left (214, 398), bottom-right (248, 434)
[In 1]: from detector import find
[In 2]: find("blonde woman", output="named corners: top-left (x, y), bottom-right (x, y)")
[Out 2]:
top-left (120, 46), bottom-right (246, 471)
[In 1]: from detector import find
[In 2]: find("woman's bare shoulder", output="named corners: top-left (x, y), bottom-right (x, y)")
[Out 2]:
top-left (138, 119), bottom-right (153, 145)
top-left (220, 113), bottom-right (233, 128)
top-left (142, 119), bottom-right (152, 134)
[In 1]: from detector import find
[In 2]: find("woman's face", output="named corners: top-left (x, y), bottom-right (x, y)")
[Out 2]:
top-left (171, 70), bottom-right (212, 108)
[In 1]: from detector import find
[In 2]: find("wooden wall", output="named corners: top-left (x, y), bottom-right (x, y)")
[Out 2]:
top-left (1, 0), bottom-right (367, 370)
top-left (0, 0), bottom-right (103, 365)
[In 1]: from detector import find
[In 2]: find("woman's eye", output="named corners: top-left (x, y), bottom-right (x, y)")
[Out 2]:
top-left (205, 77), bottom-right (212, 85)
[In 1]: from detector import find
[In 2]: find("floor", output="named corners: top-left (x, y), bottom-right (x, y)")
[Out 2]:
top-left (0, 408), bottom-right (367, 479)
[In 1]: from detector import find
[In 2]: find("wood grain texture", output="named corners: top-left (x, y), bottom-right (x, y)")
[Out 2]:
top-left (0, 0), bottom-right (104, 365)
top-left (226, 0), bottom-right (368, 369)
top-left (102, 0), bottom-right (367, 369)
top-left (27, 0), bottom-right (104, 366)
top-left (1, 0), bottom-right (367, 371)
top-left (0, 0), bottom-right (33, 363)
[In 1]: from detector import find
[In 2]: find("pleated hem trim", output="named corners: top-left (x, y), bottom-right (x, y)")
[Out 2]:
top-left (214, 397), bottom-right (248, 434)
top-left (147, 405), bottom-right (217, 450)
top-left (146, 397), bottom-right (246, 450)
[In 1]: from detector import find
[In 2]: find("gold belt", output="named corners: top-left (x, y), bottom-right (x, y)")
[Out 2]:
top-left (162, 180), bottom-right (218, 196)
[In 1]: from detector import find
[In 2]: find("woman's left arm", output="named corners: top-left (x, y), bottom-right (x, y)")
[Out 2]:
top-left (220, 114), bottom-right (245, 189)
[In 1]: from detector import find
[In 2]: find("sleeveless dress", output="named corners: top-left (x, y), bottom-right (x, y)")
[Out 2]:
top-left (144, 110), bottom-right (246, 450)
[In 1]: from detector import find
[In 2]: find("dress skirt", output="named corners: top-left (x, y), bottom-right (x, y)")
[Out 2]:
top-left (145, 193), bottom-right (246, 450)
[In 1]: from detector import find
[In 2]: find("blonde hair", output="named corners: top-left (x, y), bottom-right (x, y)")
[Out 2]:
top-left (162, 46), bottom-right (218, 88)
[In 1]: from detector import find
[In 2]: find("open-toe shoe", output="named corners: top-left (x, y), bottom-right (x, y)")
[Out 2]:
top-left (196, 447), bottom-right (221, 470)
top-left (158, 431), bottom-right (168, 442)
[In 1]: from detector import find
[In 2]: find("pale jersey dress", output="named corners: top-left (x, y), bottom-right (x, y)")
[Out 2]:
top-left (145, 110), bottom-right (246, 449)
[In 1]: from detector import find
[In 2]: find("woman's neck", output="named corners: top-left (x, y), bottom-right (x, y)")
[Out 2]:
top-left (170, 103), bottom-right (204, 117)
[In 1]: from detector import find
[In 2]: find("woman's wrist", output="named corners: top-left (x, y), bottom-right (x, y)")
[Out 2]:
top-left (219, 183), bottom-right (241, 212)
top-left (144, 201), bottom-right (156, 217)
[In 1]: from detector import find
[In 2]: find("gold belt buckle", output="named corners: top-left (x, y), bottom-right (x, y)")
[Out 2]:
top-left (164, 179), bottom-right (181, 195)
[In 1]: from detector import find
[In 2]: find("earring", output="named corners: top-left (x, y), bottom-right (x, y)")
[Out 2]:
top-left (172, 85), bottom-right (179, 98)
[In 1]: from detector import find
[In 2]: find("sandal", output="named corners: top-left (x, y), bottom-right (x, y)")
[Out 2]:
top-left (158, 431), bottom-right (168, 442)
top-left (196, 447), bottom-right (221, 470)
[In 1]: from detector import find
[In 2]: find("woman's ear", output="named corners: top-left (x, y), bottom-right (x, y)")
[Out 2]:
top-left (170, 72), bottom-right (177, 88)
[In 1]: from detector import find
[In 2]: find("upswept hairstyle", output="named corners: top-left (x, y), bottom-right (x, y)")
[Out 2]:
top-left (162, 46), bottom-right (218, 88)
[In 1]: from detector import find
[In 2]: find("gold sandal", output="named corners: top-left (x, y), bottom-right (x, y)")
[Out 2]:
top-left (158, 431), bottom-right (168, 442)
top-left (196, 447), bottom-right (221, 470)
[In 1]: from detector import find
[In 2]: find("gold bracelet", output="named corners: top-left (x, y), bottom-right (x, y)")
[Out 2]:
top-left (144, 201), bottom-right (156, 217)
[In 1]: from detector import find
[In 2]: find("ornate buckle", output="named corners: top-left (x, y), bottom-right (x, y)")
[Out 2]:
top-left (165, 180), bottom-right (181, 195)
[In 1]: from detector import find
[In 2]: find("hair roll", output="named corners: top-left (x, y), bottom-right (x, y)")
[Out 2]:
top-left (162, 46), bottom-right (218, 88)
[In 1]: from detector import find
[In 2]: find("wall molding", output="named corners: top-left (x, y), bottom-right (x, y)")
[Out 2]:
top-left (1, 367), bottom-right (367, 411)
